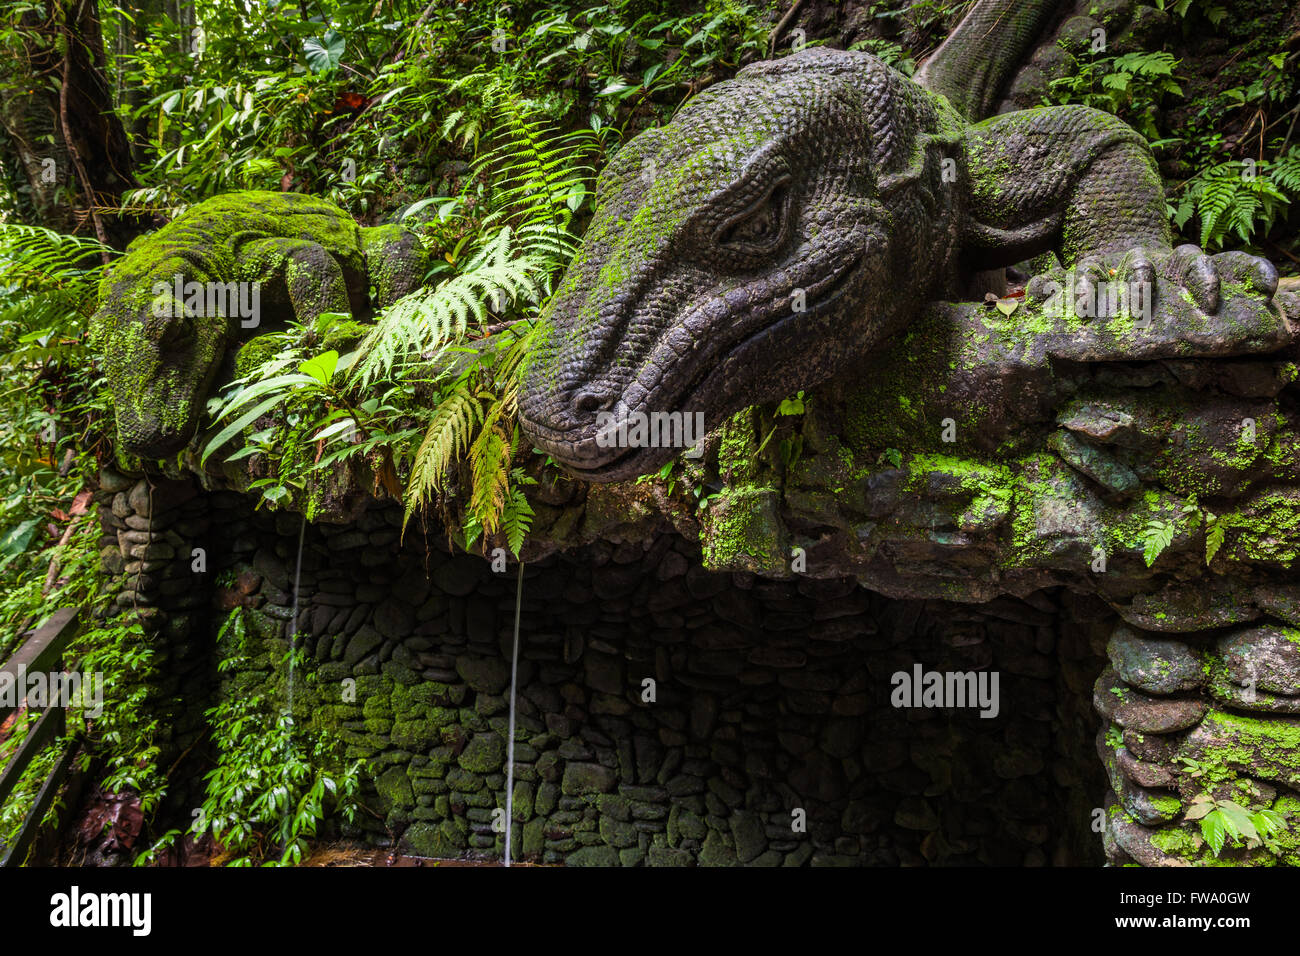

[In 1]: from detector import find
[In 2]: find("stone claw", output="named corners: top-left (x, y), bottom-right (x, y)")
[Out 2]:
top-left (1072, 250), bottom-right (1158, 320)
top-left (1072, 244), bottom-right (1279, 319)
top-left (1071, 256), bottom-right (1109, 319)
top-left (1164, 244), bottom-right (1221, 313)
top-left (1160, 245), bottom-right (1277, 314)
top-left (1208, 249), bottom-right (1279, 300)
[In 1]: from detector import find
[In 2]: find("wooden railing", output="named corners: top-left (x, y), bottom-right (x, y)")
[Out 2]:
top-left (0, 607), bottom-right (81, 866)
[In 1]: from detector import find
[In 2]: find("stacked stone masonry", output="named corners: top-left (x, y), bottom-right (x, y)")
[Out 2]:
top-left (97, 475), bottom-right (1126, 866)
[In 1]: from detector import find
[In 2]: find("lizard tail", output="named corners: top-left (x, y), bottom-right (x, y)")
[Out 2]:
top-left (913, 0), bottom-right (1063, 121)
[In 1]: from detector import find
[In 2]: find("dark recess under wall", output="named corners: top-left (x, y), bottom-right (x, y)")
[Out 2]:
top-left (95, 473), bottom-right (1111, 866)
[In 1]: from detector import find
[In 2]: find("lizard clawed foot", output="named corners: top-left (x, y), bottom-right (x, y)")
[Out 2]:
top-left (1071, 245), bottom-right (1278, 317)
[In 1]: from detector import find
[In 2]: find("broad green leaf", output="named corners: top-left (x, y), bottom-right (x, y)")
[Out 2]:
top-left (1252, 808), bottom-right (1286, 838)
top-left (312, 418), bottom-right (356, 443)
top-left (1185, 794), bottom-right (1216, 821)
top-left (1200, 809), bottom-right (1228, 856)
top-left (298, 350), bottom-right (339, 385)
top-left (303, 30), bottom-right (346, 73)
top-left (1218, 801), bottom-right (1260, 844)
top-left (213, 374), bottom-right (320, 421)
top-left (201, 393), bottom-right (292, 465)
top-left (0, 517), bottom-right (42, 557)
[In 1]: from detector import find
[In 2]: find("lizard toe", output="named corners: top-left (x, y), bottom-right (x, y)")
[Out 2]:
top-left (1072, 256), bottom-right (1109, 320)
top-left (1210, 250), bottom-right (1278, 300)
top-left (1165, 244), bottom-right (1221, 314)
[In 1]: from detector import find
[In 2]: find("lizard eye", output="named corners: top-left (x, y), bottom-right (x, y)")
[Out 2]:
top-left (157, 313), bottom-right (195, 348)
top-left (716, 176), bottom-right (793, 256)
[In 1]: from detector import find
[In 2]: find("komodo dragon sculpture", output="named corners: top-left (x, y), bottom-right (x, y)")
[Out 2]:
top-left (517, 0), bottom-right (1279, 481)
top-left (91, 190), bottom-right (428, 459)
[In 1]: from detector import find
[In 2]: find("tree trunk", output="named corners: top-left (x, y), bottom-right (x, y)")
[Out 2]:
top-left (0, 0), bottom-right (146, 248)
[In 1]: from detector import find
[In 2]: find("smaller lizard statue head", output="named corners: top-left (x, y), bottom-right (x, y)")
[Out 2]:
top-left (520, 49), bottom-right (964, 481)
top-left (92, 249), bottom-right (235, 460)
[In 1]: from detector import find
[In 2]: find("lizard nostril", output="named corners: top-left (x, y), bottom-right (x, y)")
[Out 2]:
top-left (573, 391), bottom-right (603, 414)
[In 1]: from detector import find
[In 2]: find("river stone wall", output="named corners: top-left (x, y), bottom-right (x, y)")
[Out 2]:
top-left (96, 471), bottom-right (1111, 866)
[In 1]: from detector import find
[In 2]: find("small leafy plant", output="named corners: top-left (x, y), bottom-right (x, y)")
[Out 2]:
top-left (1140, 495), bottom-right (1229, 567)
top-left (1173, 149), bottom-right (1300, 250)
top-left (1185, 793), bottom-right (1286, 857)
top-left (202, 88), bottom-right (596, 556)
top-left (163, 611), bottom-right (364, 867)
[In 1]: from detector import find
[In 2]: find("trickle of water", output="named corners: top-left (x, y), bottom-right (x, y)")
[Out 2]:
top-left (287, 515), bottom-right (307, 725)
top-left (280, 515), bottom-right (308, 862)
top-left (503, 559), bottom-right (524, 866)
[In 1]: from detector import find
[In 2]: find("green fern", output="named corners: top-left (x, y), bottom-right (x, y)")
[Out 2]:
top-left (1176, 149), bottom-right (1300, 250)
top-left (500, 467), bottom-right (537, 556)
top-left (1272, 150), bottom-right (1300, 194)
top-left (0, 224), bottom-right (113, 334)
top-left (352, 225), bottom-right (538, 388)
top-left (1204, 512), bottom-right (1227, 565)
top-left (205, 83), bottom-right (593, 556)
top-left (1141, 517), bottom-right (1177, 567)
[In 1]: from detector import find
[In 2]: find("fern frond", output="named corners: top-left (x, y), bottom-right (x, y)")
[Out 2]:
top-left (1268, 148), bottom-right (1300, 194)
top-left (1197, 168), bottom-right (1238, 248)
top-left (468, 421), bottom-right (511, 536)
top-left (402, 388), bottom-right (485, 528)
top-left (352, 226), bottom-right (538, 386)
top-left (0, 223), bottom-right (113, 325)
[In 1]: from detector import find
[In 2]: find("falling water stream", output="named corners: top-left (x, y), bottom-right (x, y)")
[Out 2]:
top-left (503, 560), bottom-right (524, 866)
top-left (287, 516), bottom-right (307, 725)
top-left (279, 516), bottom-right (307, 860)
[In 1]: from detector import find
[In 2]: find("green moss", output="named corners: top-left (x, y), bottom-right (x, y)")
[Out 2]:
top-left (234, 334), bottom-right (283, 377)
top-left (1147, 794), bottom-right (1182, 816)
top-left (457, 732), bottom-right (506, 773)
top-left (702, 484), bottom-right (789, 571)
top-left (1184, 711), bottom-right (1300, 790)
top-left (313, 312), bottom-right (368, 351)
top-left (1224, 490), bottom-right (1300, 565)
top-left (1150, 828), bottom-right (1203, 857)
top-left (375, 766), bottom-right (415, 810)
top-left (839, 312), bottom-right (958, 453)
top-left (905, 453), bottom-right (1013, 531)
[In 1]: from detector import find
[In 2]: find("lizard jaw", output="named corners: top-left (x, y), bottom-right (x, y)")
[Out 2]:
top-left (524, 239), bottom-right (872, 481)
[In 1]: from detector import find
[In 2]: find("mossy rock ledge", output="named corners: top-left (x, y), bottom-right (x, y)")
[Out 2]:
top-left (101, 275), bottom-right (1300, 867)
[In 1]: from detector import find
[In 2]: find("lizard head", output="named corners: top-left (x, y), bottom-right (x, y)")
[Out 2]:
top-left (520, 49), bottom-right (963, 481)
top-left (92, 251), bottom-right (233, 460)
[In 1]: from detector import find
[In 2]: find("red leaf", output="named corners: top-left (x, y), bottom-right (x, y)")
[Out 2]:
top-left (335, 91), bottom-right (368, 111)
top-left (70, 489), bottom-right (92, 515)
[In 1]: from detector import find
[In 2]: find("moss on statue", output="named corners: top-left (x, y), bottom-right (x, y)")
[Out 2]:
top-left (904, 454), bottom-right (1013, 532)
top-left (313, 312), bottom-right (369, 352)
top-left (1149, 826), bottom-right (1204, 859)
top-left (838, 311), bottom-right (965, 454)
top-left (235, 335), bottom-right (283, 378)
top-left (91, 190), bottom-right (427, 460)
top-left (701, 484), bottom-right (789, 573)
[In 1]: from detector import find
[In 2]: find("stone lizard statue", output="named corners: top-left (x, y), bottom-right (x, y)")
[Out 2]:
top-left (91, 190), bottom-right (428, 459)
top-left (518, 0), bottom-right (1279, 481)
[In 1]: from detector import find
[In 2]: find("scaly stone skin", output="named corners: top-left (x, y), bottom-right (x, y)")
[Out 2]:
top-left (518, 2), bottom-right (1278, 482)
top-left (91, 190), bottom-right (428, 459)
